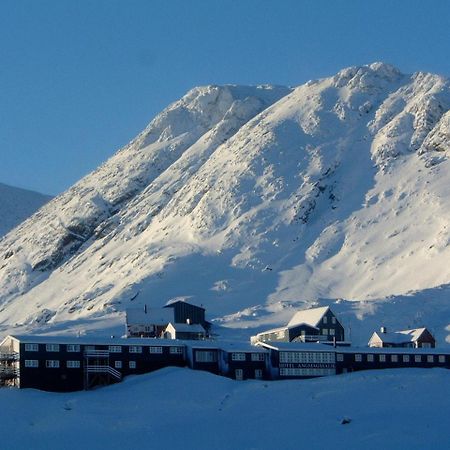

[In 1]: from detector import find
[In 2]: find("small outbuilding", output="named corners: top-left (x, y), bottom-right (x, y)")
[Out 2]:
top-left (163, 322), bottom-right (206, 340)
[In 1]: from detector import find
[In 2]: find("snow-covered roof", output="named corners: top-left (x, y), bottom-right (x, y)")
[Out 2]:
top-left (168, 323), bottom-right (205, 333)
top-left (372, 328), bottom-right (428, 344)
top-left (126, 307), bottom-right (174, 326)
top-left (165, 299), bottom-right (205, 310)
top-left (4, 335), bottom-right (185, 347)
top-left (287, 306), bottom-right (330, 328)
top-left (257, 341), bottom-right (337, 352)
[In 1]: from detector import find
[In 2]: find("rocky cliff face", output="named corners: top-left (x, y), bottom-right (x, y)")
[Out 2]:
top-left (1, 63), bottom-right (449, 343)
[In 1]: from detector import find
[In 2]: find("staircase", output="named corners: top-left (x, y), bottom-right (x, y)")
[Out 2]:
top-left (84, 349), bottom-right (122, 390)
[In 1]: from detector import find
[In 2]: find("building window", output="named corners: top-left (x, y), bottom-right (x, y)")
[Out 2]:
top-left (85, 346), bottom-right (95, 351)
top-left (379, 354), bottom-right (386, 362)
top-left (403, 355), bottom-right (410, 363)
top-left (195, 351), bottom-right (217, 363)
top-left (354, 354), bottom-right (362, 362)
top-left (322, 329), bottom-right (328, 335)
top-left (367, 354), bottom-right (374, 362)
top-left (251, 353), bottom-right (265, 362)
top-left (255, 369), bottom-right (263, 379)
top-left (66, 360), bottom-right (80, 368)
top-left (231, 352), bottom-right (246, 361)
top-left (336, 353), bottom-right (344, 362)
top-left (421, 343), bottom-right (432, 348)
top-left (439, 355), bottom-right (445, 363)
top-left (149, 346), bottom-right (163, 354)
top-left (170, 347), bottom-right (183, 354)
top-left (129, 361), bottom-right (136, 369)
top-left (25, 343), bottom-right (39, 352)
top-left (24, 360), bottom-right (39, 368)
top-left (109, 346), bottom-right (122, 353)
top-left (129, 346), bottom-right (142, 353)
top-left (391, 355), bottom-right (398, 363)
top-left (427, 355), bottom-right (434, 363)
top-left (323, 316), bottom-right (328, 324)
top-left (329, 329), bottom-right (335, 336)
top-left (115, 361), bottom-right (122, 369)
top-left (66, 344), bottom-right (80, 352)
top-left (415, 355), bottom-right (422, 363)
top-left (46, 360), bottom-right (60, 368)
top-left (46, 344), bottom-right (60, 352)
top-left (331, 317), bottom-right (336, 324)
top-left (235, 369), bottom-right (244, 380)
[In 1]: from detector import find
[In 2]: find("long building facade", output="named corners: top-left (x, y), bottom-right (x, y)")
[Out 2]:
top-left (0, 334), bottom-right (449, 392)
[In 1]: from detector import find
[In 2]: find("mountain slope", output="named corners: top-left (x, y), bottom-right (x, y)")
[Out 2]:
top-left (0, 183), bottom-right (51, 237)
top-left (0, 63), bottom-right (449, 344)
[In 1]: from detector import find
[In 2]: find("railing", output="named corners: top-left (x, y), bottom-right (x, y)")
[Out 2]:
top-left (85, 365), bottom-right (122, 380)
top-left (0, 352), bottom-right (18, 361)
top-left (84, 350), bottom-right (110, 358)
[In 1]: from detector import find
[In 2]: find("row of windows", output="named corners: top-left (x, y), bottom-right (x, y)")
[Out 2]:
top-left (24, 343), bottom-right (183, 354)
top-left (280, 367), bottom-right (335, 377)
top-left (337, 354), bottom-right (446, 364)
top-left (25, 360), bottom-right (81, 368)
top-left (24, 360), bottom-right (142, 369)
top-left (230, 352), bottom-right (266, 361)
top-left (321, 329), bottom-right (336, 336)
top-left (279, 352), bottom-right (335, 364)
top-left (195, 351), bottom-right (218, 363)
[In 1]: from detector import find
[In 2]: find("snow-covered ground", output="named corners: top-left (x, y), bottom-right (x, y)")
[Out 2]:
top-left (0, 183), bottom-right (51, 237)
top-left (0, 367), bottom-right (448, 450)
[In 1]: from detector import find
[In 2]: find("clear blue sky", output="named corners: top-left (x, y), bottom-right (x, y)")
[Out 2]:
top-left (1, 0), bottom-right (450, 195)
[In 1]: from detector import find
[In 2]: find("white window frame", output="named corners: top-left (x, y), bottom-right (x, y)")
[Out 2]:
top-left (231, 352), bottom-right (246, 361)
top-left (235, 369), bottom-right (244, 380)
top-left (354, 354), bottom-right (362, 362)
top-left (336, 353), bottom-right (344, 362)
top-left (149, 346), bottom-right (163, 354)
top-left (129, 346), bottom-right (142, 354)
top-left (195, 350), bottom-right (217, 363)
top-left (25, 359), bottom-right (39, 368)
top-left (379, 354), bottom-right (386, 362)
top-left (367, 354), bottom-right (374, 362)
top-left (66, 360), bottom-right (80, 368)
top-left (391, 355), bottom-right (398, 363)
top-left (331, 317), bottom-right (336, 324)
top-left (25, 343), bottom-right (39, 352)
top-left (427, 355), bottom-right (434, 363)
top-left (109, 345), bottom-right (122, 353)
top-left (403, 354), bottom-right (410, 363)
top-left (46, 360), bottom-right (60, 368)
top-left (170, 347), bottom-right (183, 354)
top-left (415, 355), bottom-right (422, 363)
top-left (46, 344), bottom-right (60, 352)
top-left (251, 353), bottom-right (265, 362)
top-left (115, 360), bottom-right (122, 369)
top-left (255, 369), bottom-right (263, 379)
top-left (321, 329), bottom-right (328, 335)
top-left (329, 328), bottom-right (335, 336)
top-left (129, 361), bottom-right (136, 369)
top-left (323, 316), bottom-right (328, 324)
top-left (66, 344), bottom-right (80, 352)
top-left (439, 355), bottom-right (445, 363)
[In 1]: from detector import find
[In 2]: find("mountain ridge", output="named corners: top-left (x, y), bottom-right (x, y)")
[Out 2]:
top-left (0, 62), bottom-right (449, 345)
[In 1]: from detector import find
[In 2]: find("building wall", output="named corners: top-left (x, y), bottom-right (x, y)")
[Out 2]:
top-left (220, 350), bottom-right (269, 380)
top-left (166, 302), bottom-right (206, 327)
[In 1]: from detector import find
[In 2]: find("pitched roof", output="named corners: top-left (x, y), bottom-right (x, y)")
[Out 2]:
top-left (287, 306), bottom-right (330, 328)
top-left (165, 299), bottom-right (205, 310)
top-left (372, 328), bottom-right (428, 344)
top-left (167, 323), bottom-right (205, 333)
top-left (126, 307), bottom-right (174, 326)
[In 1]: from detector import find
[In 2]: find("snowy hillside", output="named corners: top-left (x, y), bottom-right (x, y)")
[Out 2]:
top-left (1, 367), bottom-right (449, 450)
top-left (0, 183), bottom-right (51, 237)
top-left (0, 63), bottom-right (449, 345)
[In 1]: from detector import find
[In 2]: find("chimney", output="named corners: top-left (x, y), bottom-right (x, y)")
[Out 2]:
top-left (380, 326), bottom-right (387, 334)
top-left (186, 318), bottom-right (191, 325)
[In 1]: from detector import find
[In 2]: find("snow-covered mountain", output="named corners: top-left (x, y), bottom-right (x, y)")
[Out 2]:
top-left (0, 63), bottom-right (449, 344)
top-left (0, 183), bottom-right (51, 237)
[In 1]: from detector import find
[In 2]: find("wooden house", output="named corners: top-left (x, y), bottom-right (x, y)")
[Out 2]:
top-left (164, 300), bottom-right (209, 329)
top-left (126, 306), bottom-right (174, 338)
top-left (252, 306), bottom-right (346, 344)
top-left (368, 327), bottom-right (436, 348)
